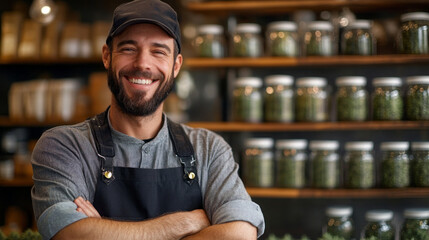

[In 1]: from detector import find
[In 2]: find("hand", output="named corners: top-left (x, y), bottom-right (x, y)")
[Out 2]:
top-left (74, 196), bottom-right (101, 218)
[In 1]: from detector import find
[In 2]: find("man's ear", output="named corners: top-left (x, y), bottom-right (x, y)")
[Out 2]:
top-left (102, 44), bottom-right (110, 69)
top-left (173, 54), bottom-right (183, 78)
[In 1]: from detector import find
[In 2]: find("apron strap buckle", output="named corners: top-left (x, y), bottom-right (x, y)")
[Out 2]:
top-left (179, 156), bottom-right (197, 185)
top-left (97, 153), bottom-right (115, 184)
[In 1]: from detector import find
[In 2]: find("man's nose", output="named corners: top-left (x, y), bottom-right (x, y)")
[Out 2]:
top-left (133, 50), bottom-right (151, 70)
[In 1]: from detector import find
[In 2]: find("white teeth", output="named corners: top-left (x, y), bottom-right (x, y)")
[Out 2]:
top-left (129, 78), bottom-right (153, 85)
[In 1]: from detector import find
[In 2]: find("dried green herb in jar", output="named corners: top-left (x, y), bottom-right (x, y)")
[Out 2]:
top-left (410, 142), bottom-right (429, 187)
top-left (363, 210), bottom-right (395, 240)
top-left (342, 20), bottom-right (375, 56)
top-left (380, 142), bottom-right (410, 188)
top-left (193, 24), bottom-right (225, 58)
top-left (232, 77), bottom-right (263, 122)
top-left (266, 21), bottom-right (299, 57)
top-left (242, 138), bottom-right (274, 187)
top-left (400, 209), bottom-right (429, 240)
top-left (304, 21), bottom-right (334, 56)
top-left (295, 77), bottom-right (330, 122)
top-left (324, 206), bottom-right (354, 240)
top-left (405, 76), bottom-right (429, 120)
top-left (264, 75), bottom-right (294, 122)
top-left (231, 23), bottom-right (263, 57)
top-left (344, 141), bottom-right (374, 189)
top-left (336, 76), bottom-right (368, 121)
top-left (372, 77), bottom-right (403, 121)
top-left (399, 12), bottom-right (429, 54)
top-left (275, 139), bottom-right (307, 188)
top-left (309, 141), bottom-right (339, 188)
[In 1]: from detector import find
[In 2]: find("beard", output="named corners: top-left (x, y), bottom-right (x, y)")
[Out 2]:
top-left (107, 63), bottom-right (175, 117)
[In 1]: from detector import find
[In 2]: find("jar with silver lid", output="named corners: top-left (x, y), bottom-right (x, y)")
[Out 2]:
top-left (336, 76), bottom-right (368, 121)
top-left (304, 21), bottom-right (335, 56)
top-left (231, 23), bottom-right (263, 57)
top-left (323, 206), bottom-right (354, 240)
top-left (344, 141), bottom-right (375, 189)
top-left (275, 139), bottom-right (307, 188)
top-left (405, 76), bottom-right (429, 120)
top-left (232, 77), bottom-right (263, 122)
top-left (362, 210), bottom-right (395, 240)
top-left (295, 77), bottom-right (330, 122)
top-left (372, 77), bottom-right (404, 121)
top-left (380, 142), bottom-right (410, 188)
top-left (341, 20), bottom-right (376, 56)
top-left (400, 208), bottom-right (429, 240)
top-left (398, 12), bottom-right (429, 54)
top-left (309, 140), bottom-right (340, 188)
top-left (410, 142), bottom-right (429, 187)
top-left (242, 138), bottom-right (274, 187)
top-left (266, 21), bottom-right (299, 57)
top-left (193, 24), bottom-right (225, 58)
top-left (264, 75), bottom-right (294, 122)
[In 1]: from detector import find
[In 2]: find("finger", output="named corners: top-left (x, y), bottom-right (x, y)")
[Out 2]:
top-left (74, 197), bottom-right (101, 218)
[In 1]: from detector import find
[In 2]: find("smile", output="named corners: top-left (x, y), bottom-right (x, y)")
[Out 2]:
top-left (128, 78), bottom-right (154, 85)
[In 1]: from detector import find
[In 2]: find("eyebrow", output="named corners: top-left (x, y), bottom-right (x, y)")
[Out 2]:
top-left (116, 40), bottom-right (172, 54)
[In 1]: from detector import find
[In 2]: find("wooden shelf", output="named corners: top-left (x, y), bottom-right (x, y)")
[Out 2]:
top-left (0, 57), bottom-right (101, 65)
top-left (0, 116), bottom-right (86, 127)
top-left (247, 187), bottom-right (429, 198)
top-left (186, 0), bottom-right (429, 15)
top-left (184, 55), bottom-right (429, 68)
top-left (0, 178), bottom-right (33, 187)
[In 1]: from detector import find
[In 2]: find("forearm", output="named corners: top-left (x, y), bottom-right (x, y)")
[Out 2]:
top-left (181, 221), bottom-right (257, 240)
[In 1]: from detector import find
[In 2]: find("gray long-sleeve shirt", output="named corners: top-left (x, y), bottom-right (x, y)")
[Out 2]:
top-left (31, 113), bottom-right (265, 239)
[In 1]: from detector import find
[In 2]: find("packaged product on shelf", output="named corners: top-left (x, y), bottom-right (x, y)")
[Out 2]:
top-left (295, 77), bottom-right (330, 122)
top-left (275, 139), bottom-right (307, 188)
top-left (400, 208), bottom-right (429, 240)
top-left (242, 138), bottom-right (274, 188)
top-left (303, 21), bottom-right (334, 56)
top-left (309, 140), bottom-right (340, 188)
top-left (91, 21), bottom-right (110, 57)
top-left (232, 77), bottom-right (263, 122)
top-left (344, 141), bottom-right (375, 189)
top-left (371, 77), bottom-right (403, 121)
top-left (193, 24), bottom-right (225, 58)
top-left (398, 12), bottom-right (429, 54)
top-left (362, 210), bottom-right (395, 240)
top-left (341, 20), bottom-right (376, 55)
top-left (8, 82), bottom-right (25, 120)
top-left (88, 72), bottom-right (110, 115)
top-left (405, 76), bottom-right (429, 120)
top-left (49, 79), bottom-right (83, 121)
top-left (380, 141), bottom-right (410, 188)
top-left (335, 76), bottom-right (368, 121)
top-left (323, 206), bottom-right (354, 240)
top-left (231, 23), bottom-right (263, 57)
top-left (1, 11), bottom-right (23, 59)
top-left (79, 23), bottom-right (92, 58)
top-left (410, 142), bottom-right (429, 187)
top-left (41, 19), bottom-right (63, 58)
top-left (25, 80), bottom-right (48, 122)
top-left (266, 21), bottom-right (299, 57)
top-left (59, 22), bottom-right (85, 58)
top-left (17, 19), bottom-right (42, 58)
top-left (264, 75), bottom-right (294, 122)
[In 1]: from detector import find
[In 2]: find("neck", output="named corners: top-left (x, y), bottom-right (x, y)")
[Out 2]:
top-left (108, 102), bottom-right (164, 140)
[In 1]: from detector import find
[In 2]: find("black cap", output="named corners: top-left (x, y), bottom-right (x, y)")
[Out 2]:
top-left (106, 0), bottom-right (181, 53)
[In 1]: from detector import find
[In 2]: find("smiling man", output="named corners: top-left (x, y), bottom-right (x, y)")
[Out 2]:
top-left (30, 0), bottom-right (265, 239)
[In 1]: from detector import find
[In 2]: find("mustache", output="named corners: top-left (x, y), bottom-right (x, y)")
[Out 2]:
top-left (118, 69), bottom-right (165, 80)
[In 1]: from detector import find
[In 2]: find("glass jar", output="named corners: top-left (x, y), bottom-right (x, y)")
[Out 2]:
top-left (295, 77), bottom-right (330, 122)
top-left (275, 139), bottom-right (307, 188)
top-left (344, 141), bottom-right (375, 189)
top-left (242, 138), bottom-right (274, 187)
top-left (363, 210), bottom-right (395, 240)
top-left (324, 206), bottom-right (354, 240)
top-left (399, 12), bottom-right (429, 54)
top-left (336, 76), bottom-right (368, 121)
top-left (372, 77), bottom-right (404, 121)
top-left (405, 76), bottom-right (429, 120)
top-left (304, 21), bottom-right (334, 56)
top-left (231, 23), bottom-right (263, 57)
top-left (380, 142), bottom-right (410, 188)
top-left (232, 77), bottom-right (263, 122)
top-left (309, 140), bottom-right (340, 188)
top-left (341, 20), bottom-right (375, 55)
top-left (411, 142), bottom-right (429, 187)
top-left (266, 21), bottom-right (299, 57)
top-left (264, 75), bottom-right (294, 122)
top-left (400, 208), bottom-right (429, 240)
top-left (193, 24), bottom-right (225, 58)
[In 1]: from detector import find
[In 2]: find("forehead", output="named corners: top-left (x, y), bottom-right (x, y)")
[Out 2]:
top-left (113, 23), bottom-right (174, 45)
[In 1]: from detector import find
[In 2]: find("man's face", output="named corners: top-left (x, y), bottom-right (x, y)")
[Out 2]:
top-left (103, 23), bottom-right (182, 116)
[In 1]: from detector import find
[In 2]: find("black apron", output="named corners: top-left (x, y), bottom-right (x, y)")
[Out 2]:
top-left (89, 110), bottom-right (203, 220)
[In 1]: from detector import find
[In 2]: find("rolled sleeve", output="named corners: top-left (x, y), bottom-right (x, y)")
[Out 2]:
top-left (37, 201), bottom-right (87, 240)
top-left (211, 199), bottom-right (265, 238)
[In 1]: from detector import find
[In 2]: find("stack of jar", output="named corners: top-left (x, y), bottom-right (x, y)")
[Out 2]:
top-left (231, 75), bottom-right (429, 123)
top-left (241, 138), bottom-right (429, 189)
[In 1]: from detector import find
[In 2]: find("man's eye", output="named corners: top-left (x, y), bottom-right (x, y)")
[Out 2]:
top-left (120, 47), bottom-right (135, 53)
